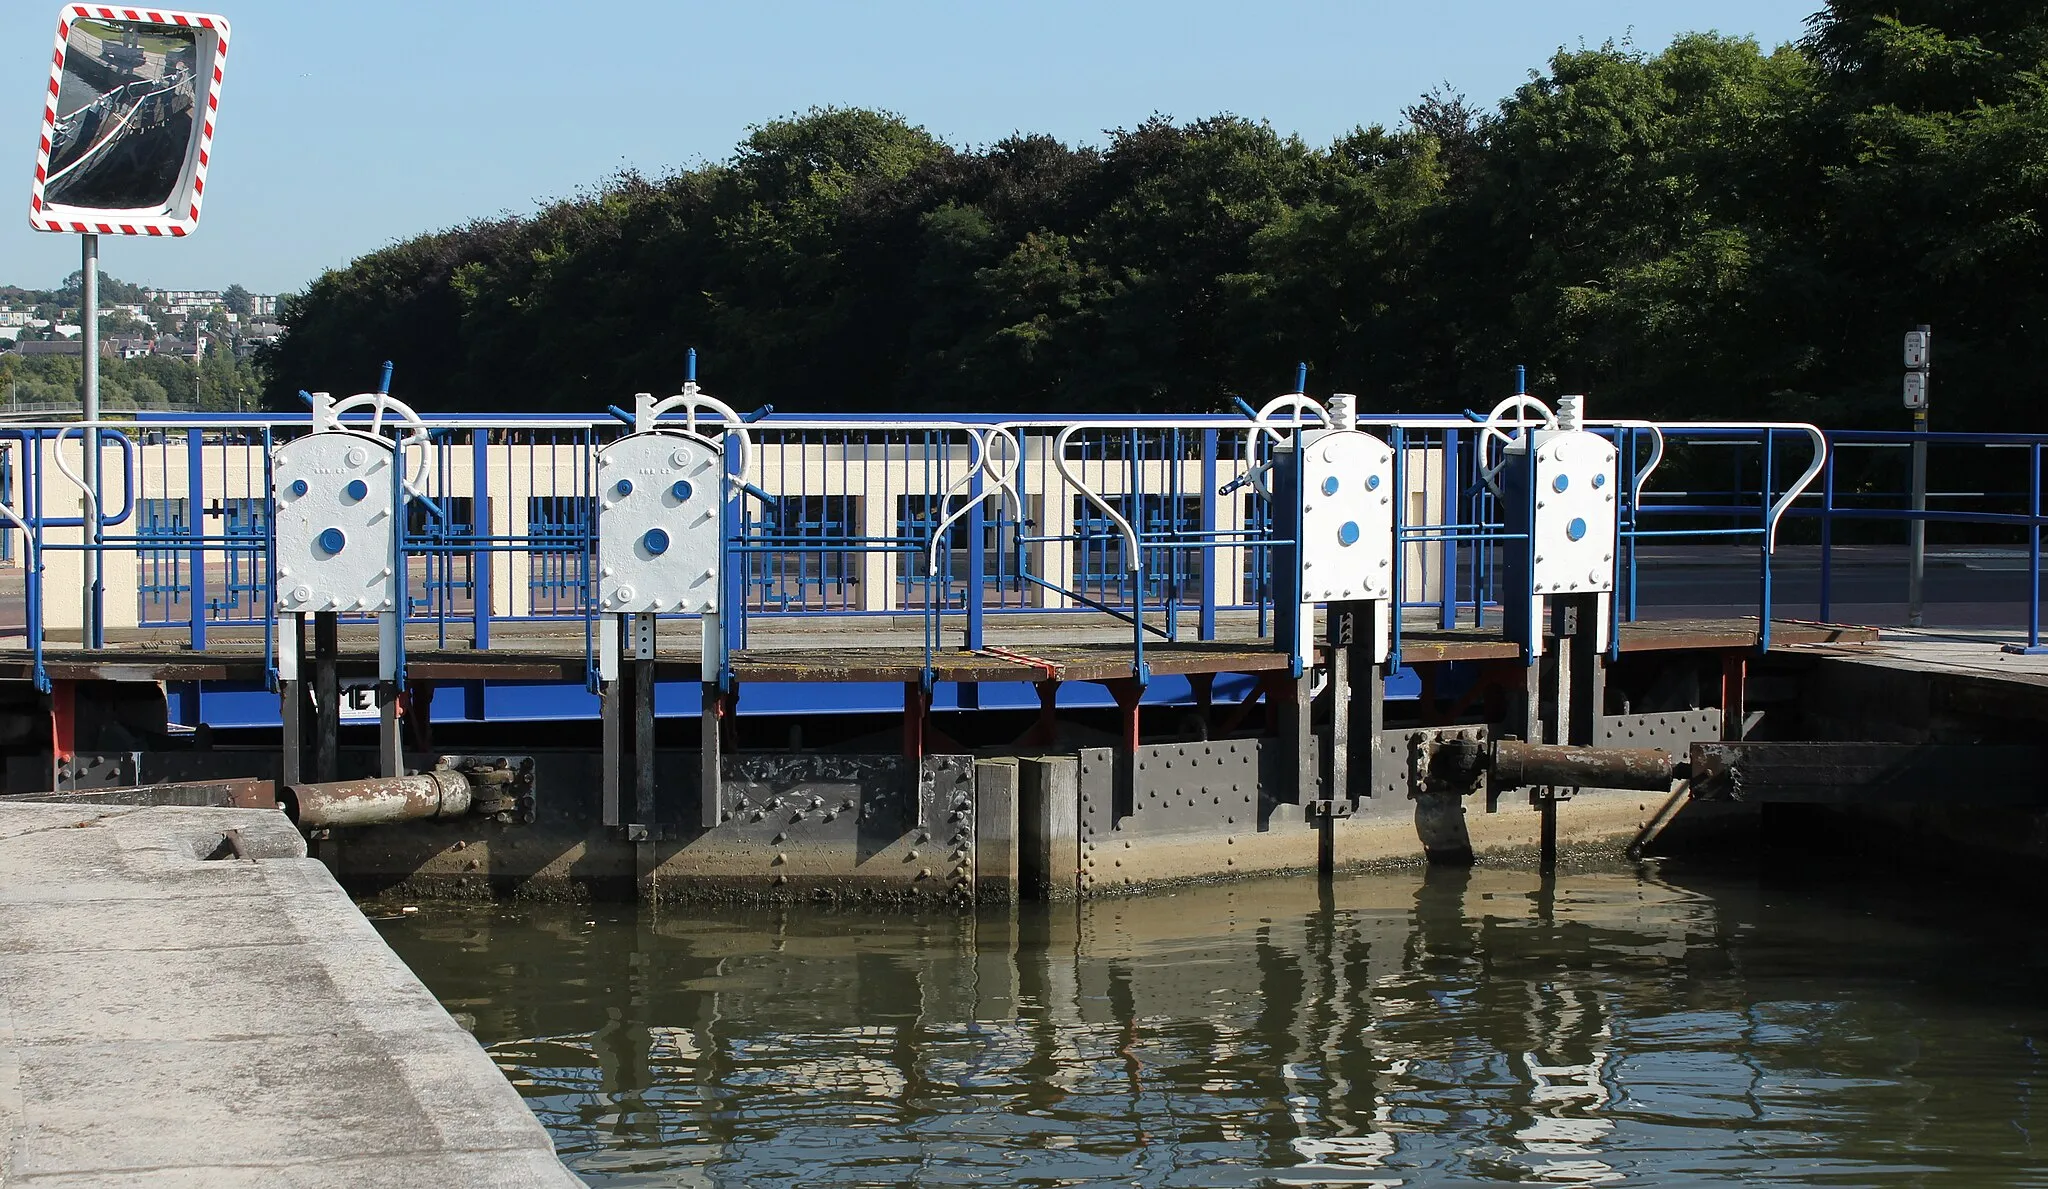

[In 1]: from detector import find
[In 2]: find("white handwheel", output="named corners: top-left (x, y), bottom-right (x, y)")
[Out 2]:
top-left (642, 388), bottom-right (752, 491)
top-left (1235, 394), bottom-right (1330, 499)
top-left (329, 391), bottom-right (433, 498)
top-left (1477, 394), bottom-right (1556, 498)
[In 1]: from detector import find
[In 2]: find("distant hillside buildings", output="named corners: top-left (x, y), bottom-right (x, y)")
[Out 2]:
top-left (0, 286), bottom-right (283, 357)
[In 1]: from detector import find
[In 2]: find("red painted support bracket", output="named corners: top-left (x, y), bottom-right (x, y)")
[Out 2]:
top-left (718, 686), bottom-right (740, 753)
top-left (903, 681), bottom-right (930, 759)
top-left (1016, 679), bottom-right (1061, 749)
top-left (1107, 678), bottom-right (1144, 756)
top-left (1721, 654), bottom-right (1747, 740)
top-left (50, 680), bottom-right (75, 766)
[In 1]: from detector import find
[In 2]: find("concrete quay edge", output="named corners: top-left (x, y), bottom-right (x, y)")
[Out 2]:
top-left (0, 803), bottom-right (582, 1188)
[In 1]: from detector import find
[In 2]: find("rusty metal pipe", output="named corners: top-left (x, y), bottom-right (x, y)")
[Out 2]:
top-left (1490, 740), bottom-right (1680, 792)
top-left (282, 770), bottom-right (472, 829)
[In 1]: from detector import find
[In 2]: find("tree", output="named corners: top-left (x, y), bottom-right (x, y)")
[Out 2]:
top-left (221, 284), bottom-right (253, 317)
top-left (260, 9), bottom-right (2048, 431)
top-left (58, 270), bottom-right (144, 305)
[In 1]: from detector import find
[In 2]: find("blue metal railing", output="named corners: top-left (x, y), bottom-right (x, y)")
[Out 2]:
top-left (1, 408), bottom-right (2039, 696)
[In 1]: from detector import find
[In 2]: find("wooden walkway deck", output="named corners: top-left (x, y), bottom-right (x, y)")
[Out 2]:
top-left (0, 616), bottom-right (1878, 686)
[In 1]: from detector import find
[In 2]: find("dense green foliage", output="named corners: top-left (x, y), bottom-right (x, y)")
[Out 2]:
top-left (265, 2), bottom-right (2048, 427)
top-left (0, 352), bottom-right (264, 412)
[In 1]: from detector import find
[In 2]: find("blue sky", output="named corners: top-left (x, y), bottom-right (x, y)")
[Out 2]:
top-left (2, 0), bottom-right (1818, 296)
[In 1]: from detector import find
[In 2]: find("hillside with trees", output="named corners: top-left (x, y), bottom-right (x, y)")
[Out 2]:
top-left (263, 1), bottom-right (2048, 429)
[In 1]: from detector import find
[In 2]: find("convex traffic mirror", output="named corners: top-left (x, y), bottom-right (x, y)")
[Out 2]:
top-left (28, 6), bottom-right (229, 236)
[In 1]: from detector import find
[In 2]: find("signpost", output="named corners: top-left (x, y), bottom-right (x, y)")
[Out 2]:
top-left (27, 5), bottom-right (230, 647)
top-left (1904, 326), bottom-right (1931, 628)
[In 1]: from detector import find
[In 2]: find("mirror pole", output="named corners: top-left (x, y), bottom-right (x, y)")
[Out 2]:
top-left (80, 233), bottom-right (101, 650)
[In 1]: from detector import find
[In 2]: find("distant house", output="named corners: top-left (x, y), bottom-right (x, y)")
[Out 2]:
top-left (146, 289), bottom-right (221, 308)
top-left (17, 340), bottom-right (84, 357)
top-left (53, 325), bottom-right (81, 339)
top-left (105, 337), bottom-right (153, 360)
top-left (234, 322), bottom-right (284, 359)
top-left (153, 338), bottom-right (200, 360)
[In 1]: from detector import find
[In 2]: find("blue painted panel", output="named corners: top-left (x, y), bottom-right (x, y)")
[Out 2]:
top-left (196, 683), bottom-right (285, 729)
top-left (482, 682), bottom-right (603, 721)
top-left (163, 661), bottom-right (1422, 733)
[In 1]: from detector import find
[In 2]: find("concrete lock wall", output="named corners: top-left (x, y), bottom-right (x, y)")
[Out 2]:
top-left (1013, 743), bottom-right (1655, 897)
top-left (109, 741), bottom-right (1666, 901)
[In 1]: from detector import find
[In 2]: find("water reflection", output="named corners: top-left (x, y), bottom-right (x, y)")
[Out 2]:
top-left (379, 865), bottom-right (2048, 1186)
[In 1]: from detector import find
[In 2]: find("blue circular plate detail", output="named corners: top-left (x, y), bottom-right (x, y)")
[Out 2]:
top-left (1321, 476), bottom-right (1339, 496)
top-left (672, 480), bottom-right (693, 502)
top-left (1566, 517), bottom-right (1588, 542)
top-left (615, 478), bottom-right (634, 497)
top-left (345, 479), bottom-right (368, 501)
top-left (317, 527), bottom-right (346, 554)
top-left (643, 527), bottom-right (670, 556)
top-left (1553, 474), bottom-right (1570, 493)
top-left (1338, 521), bottom-right (1361, 546)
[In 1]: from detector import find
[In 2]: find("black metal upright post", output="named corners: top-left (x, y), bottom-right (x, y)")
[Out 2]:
top-left (313, 611), bottom-right (339, 783)
top-left (280, 614), bottom-right (305, 785)
top-left (1319, 603), bottom-right (1353, 875)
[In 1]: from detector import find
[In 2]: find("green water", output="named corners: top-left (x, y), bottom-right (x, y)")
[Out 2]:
top-left (376, 864), bottom-right (2048, 1187)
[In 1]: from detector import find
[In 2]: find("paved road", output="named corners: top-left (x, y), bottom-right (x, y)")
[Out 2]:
top-left (1626, 544), bottom-right (2042, 630)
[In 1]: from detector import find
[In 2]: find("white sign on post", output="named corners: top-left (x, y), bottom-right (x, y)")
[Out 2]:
top-left (1903, 370), bottom-right (1929, 410)
top-left (29, 5), bottom-right (230, 236)
top-left (1903, 329), bottom-right (1932, 371)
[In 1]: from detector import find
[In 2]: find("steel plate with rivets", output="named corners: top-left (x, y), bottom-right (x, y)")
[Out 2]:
top-left (1595, 709), bottom-right (1724, 749)
top-left (676, 753), bottom-right (974, 897)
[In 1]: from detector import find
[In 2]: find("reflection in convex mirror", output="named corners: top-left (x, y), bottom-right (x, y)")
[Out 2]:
top-left (30, 7), bottom-right (229, 233)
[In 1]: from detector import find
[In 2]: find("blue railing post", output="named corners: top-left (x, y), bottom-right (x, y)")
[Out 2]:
top-left (1819, 441), bottom-right (1835, 624)
top-left (391, 427), bottom-right (408, 687)
top-left (1199, 429), bottom-right (1218, 641)
top-left (1438, 427), bottom-right (1459, 630)
top-left (1758, 429), bottom-right (1775, 652)
top-left (965, 463), bottom-right (986, 652)
top-left (470, 428), bottom-right (491, 650)
top-left (259, 426), bottom-right (276, 688)
top-left (185, 427), bottom-right (206, 651)
top-left (2030, 442), bottom-right (2042, 650)
top-left (1164, 428), bottom-right (1181, 644)
top-left (722, 431), bottom-right (743, 684)
top-left (1390, 425), bottom-right (1406, 668)
top-left (1622, 427), bottom-right (1637, 623)
top-left (1471, 424), bottom-right (1489, 630)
